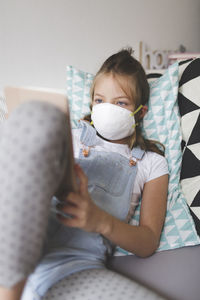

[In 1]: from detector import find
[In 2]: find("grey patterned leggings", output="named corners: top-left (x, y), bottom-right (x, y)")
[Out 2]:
top-left (0, 101), bottom-right (164, 299)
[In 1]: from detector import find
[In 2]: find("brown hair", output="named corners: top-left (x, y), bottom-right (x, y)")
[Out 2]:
top-left (84, 47), bottom-right (164, 156)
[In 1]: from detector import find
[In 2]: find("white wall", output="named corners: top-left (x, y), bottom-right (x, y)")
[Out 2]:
top-left (0, 0), bottom-right (200, 91)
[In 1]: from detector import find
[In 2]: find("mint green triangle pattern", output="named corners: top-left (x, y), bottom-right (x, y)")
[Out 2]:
top-left (67, 65), bottom-right (93, 129)
top-left (66, 64), bottom-right (200, 257)
top-left (115, 62), bottom-right (200, 256)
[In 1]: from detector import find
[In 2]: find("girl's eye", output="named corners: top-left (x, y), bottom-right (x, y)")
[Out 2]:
top-left (117, 101), bottom-right (127, 106)
top-left (94, 99), bottom-right (103, 104)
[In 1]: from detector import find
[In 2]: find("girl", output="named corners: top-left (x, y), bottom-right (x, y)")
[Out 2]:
top-left (0, 48), bottom-right (168, 300)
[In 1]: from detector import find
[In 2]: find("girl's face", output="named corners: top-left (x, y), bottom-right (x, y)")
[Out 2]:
top-left (92, 74), bottom-right (134, 112)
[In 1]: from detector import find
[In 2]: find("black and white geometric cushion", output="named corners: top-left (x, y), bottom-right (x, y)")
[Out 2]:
top-left (178, 58), bottom-right (200, 236)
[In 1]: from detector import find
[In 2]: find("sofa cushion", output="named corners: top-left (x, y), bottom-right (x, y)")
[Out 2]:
top-left (108, 244), bottom-right (200, 300)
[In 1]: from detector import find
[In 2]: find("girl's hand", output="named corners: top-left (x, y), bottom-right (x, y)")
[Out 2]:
top-left (56, 164), bottom-right (108, 233)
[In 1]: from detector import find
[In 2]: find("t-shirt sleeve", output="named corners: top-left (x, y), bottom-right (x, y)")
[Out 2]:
top-left (129, 152), bottom-right (169, 218)
top-left (146, 152), bottom-right (169, 182)
top-left (133, 151), bottom-right (169, 197)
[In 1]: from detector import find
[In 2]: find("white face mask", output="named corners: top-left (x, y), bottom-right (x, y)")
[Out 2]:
top-left (91, 103), bottom-right (142, 140)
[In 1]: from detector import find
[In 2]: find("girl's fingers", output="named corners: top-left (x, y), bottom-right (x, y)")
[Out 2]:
top-left (74, 164), bottom-right (88, 196)
top-left (57, 214), bottom-right (79, 228)
top-left (56, 193), bottom-right (80, 211)
top-left (57, 202), bottom-right (77, 218)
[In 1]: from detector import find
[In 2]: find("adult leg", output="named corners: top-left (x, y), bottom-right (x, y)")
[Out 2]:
top-left (43, 268), bottom-right (167, 300)
top-left (0, 101), bottom-right (71, 299)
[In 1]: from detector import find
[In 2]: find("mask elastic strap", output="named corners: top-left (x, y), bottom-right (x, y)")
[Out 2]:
top-left (130, 104), bottom-right (143, 116)
top-left (132, 123), bottom-right (139, 129)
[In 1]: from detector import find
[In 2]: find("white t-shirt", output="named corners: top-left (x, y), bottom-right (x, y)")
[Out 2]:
top-left (72, 127), bottom-right (169, 218)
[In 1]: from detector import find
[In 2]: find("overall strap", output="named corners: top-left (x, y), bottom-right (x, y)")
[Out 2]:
top-left (79, 120), bottom-right (98, 147)
top-left (131, 147), bottom-right (145, 160)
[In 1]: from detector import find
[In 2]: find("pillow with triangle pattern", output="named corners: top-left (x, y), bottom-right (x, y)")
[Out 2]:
top-left (66, 63), bottom-right (200, 254)
top-left (178, 58), bottom-right (200, 237)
